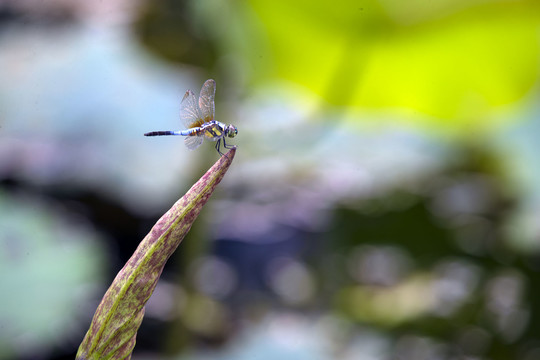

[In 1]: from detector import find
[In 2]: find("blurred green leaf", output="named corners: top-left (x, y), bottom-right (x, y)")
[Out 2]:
top-left (204, 0), bottom-right (540, 131)
top-left (134, 0), bottom-right (218, 67)
top-left (0, 193), bottom-right (107, 360)
top-left (76, 149), bottom-right (236, 360)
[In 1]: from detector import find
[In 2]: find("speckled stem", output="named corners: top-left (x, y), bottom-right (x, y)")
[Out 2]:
top-left (76, 148), bottom-right (236, 360)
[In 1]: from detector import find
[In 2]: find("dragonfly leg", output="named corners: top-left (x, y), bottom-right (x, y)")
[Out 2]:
top-left (222, 137), bottom-right (236, 150)
top-left (216, 138), bottom-right (236, 158)
top-left (215, 139), bottom-right (225, 156)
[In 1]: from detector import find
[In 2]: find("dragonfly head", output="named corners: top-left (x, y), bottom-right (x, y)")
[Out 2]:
top-left (226, 124), bottom-right (238, 138)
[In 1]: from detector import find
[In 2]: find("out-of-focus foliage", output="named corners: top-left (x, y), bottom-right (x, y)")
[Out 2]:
top-left (190, 0), bottom-right (540, 132)
top-left (0, 191), bottom-right (107, 359)
top-left (135, 0), bottom-right (218, 68)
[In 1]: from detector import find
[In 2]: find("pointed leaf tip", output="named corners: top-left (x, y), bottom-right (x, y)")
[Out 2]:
top-left (76, 148), bottom-right (236, 359)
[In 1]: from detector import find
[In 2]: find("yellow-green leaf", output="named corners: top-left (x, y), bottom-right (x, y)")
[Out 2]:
top-left (76, 149), bottom-right (236, 360)
top-left (216, 0), bottom-right (540, 131)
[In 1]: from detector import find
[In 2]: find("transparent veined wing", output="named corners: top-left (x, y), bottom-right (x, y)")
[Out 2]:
top-left (180, 90), bottom-right (204, 129)
top-left (198, 79), bottom-right (215, 123)
top-left (184, 135), bottom-right (203, 150)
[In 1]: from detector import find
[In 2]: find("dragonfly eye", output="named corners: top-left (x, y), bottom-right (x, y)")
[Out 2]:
top-left (227, 125), bottom-right (238, 138)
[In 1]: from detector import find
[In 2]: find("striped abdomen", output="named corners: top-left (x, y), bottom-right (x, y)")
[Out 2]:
top-left (144, 129), bottom-right (197, 136)
top-left (144, 131), bottom-right (175, 136)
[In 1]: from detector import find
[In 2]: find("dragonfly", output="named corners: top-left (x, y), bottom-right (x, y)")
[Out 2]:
top-left (144, 79), bottom-right (237, 156)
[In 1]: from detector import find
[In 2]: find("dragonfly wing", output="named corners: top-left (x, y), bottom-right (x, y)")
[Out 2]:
top-left (199, 79), bottom-right (215, 123)
top-left (181, 90), bottom-right (204, 128)
top-left (184, 135), bottom-right (203, 150)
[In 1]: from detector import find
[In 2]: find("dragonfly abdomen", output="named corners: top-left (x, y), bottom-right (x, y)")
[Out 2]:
top-left (144, 130), bottom-right (192, 136)
top-left (144, 131), bottom-right (176, 136)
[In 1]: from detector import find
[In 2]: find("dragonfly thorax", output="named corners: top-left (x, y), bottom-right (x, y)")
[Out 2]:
top-left (199, 121), bottom-right (237, 141)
